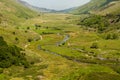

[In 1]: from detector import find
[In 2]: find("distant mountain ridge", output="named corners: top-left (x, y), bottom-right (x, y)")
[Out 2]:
top-left (56, 7), bottom-right (77, 13)
top-left (18, 0), bottom-right (57, 13)
top-left (17, 0), bottom-right (120, 15)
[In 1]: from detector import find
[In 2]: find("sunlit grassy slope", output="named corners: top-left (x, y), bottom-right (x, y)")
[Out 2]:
top-left (96, 0), bottom-right (120, 15)
top-left (0, 0), bottom-right (38, 46)
top-left (71, 0), bottom-right (120, 15)
top-left (0, 0), bottom-right (37, 27)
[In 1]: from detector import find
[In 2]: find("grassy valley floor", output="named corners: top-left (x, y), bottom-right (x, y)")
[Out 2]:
top-left (0, 13), bottom-right (120, 80)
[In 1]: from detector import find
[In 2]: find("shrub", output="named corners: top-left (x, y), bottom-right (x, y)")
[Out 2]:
top-left (0, 36), bottom-right (29, 68)
top-left (0, 36), bottom-right (7, 46)
top-left (21, 60), bottom-right (30, 68)
top-left (78, 15), bottom-right (109, 33)
top-left (15, 37), bottom-right (19, 41)
top-left (90, 42), bottom-right (99, 49)
top-left (112, 33), bottom-right (119, 39)
top-left (0, 68), bottom-right (3, 74)
top-left (0, 60), bottom-right (12, 68)
top-left (35, 24), bottom-right (41, 29)
top-left (27, 27), bottom-right (30, 30)
top-left (27, 38), bottom-right (33, 42)
top-left (25, 30), bottom-right (28, 33)
top-left (105, 33), bottom-right (111, 40)
top-left (12, 32), bottom-right (16, 35)
top-left (105, 33), bottom-right (119, 40)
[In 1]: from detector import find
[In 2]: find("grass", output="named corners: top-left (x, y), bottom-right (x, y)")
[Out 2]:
top-left (71, 0), bottom-right (120, 15)
top-left (59, 64), bottom-right (119, 80)
top-left (19, 13), bottom-right (120, 80)
top-left (1, 12), bottom-right (120, 79)
top-left (0, 0), bottom-right (120, 79)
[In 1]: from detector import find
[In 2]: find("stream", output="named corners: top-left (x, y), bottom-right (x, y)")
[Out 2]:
top-left (56, 34), bottom-right (70, 46)
top-left (37, 34), bottom-right (120, 65)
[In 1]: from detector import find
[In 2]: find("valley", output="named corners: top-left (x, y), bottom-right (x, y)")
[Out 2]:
top-left (0, 0), bottom-right (120, 80)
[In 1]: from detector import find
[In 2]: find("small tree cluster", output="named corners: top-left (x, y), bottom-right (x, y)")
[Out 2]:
top-left (78, 15), bottom-right (109, 33)
top-left (0, 36), bottom-right (29, 68)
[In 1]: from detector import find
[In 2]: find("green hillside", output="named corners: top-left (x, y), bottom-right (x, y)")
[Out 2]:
top-left (74, 0), bottom-right (120, 33)
top-left (96, 0), bottom-right (120, 15)
top-left (71, 0), bottom-right (119, 15)
top-left (0, 0), bottom-right (39, 47)
top-left (0, 0), bottom-right (37, 27)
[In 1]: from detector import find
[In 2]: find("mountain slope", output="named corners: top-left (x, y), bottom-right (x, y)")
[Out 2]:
top-left (96, 0), bottom-right (120, 15)
top-left (0, 0), bottom-right (40, 47)
top-left (71, 0), bottom-right (118, 14)
top-left (0, 0), bottom-right (37, 27)
top-left (56, 7), bottom-right (77, 13)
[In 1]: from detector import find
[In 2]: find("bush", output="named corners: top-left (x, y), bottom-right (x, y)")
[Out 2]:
top-left (0, 36), bottom-right (29, 68)
top-left (112, 33), bottom-right (119, 39)
top-left (12, 32), bottom-right (16, 35)
top-left (27, 27), bottom-right (30, 30)
top-left (15, 37), bottom-right (19, 41)
top-left (27, 38), bottom-right (33, 42)
top-left (25, 30), bottom-right (28, 33)
top-left (21, 60), bottom-right (30, 68)
top-left (90, 42), bottom-right (99, 49)
top-left (0, 60), bottom-right (12, 68)
top-left (35, 24), bottom-right (41, 30)
top-left (0, 36), bottom-right (7, 46)
top-left (105, 33), bottom-right (111, 40)
top-left (105, 33), bottom-right (119, 40)
top-left (78, 15), bottom-right (109, 33)
top-left (0, 68), bottom-right (3, 74)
